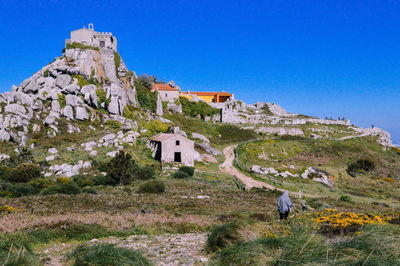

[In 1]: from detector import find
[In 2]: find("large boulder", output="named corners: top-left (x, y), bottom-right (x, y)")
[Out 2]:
top-left (55, 74), bottom-right (72, 89)
top-left (75, 107), bottom-right (89, 120)
top-left (63, 81), bottom-right (80, 94)
top-left (4, 104), bottom-right (26, 117)
top-left (65, 94), bottom-right (76, 107)
top-left (201, 154), bottom-right (218, 163)
top-left (23, 80), bottom-right (39, 94)
top-left (81, 85), bottom-right (98, 108)
top-left (301, 167), bottom-right (334, 188)
top-left (51, 100), bottom-right (61, 113)
top-left (192, 132), bottom-right (210, 143)
top-left (108, 96), bottom-right (119, 115)
top-left (63, 105), bottom-right (74, 120)
top-left (0, 130), bottom-right (10, 142)
top-left (196, 142), bottom-right (222, 156)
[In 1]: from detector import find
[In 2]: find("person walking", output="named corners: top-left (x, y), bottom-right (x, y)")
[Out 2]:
top-left (278, 190), bottom-right (293, 220)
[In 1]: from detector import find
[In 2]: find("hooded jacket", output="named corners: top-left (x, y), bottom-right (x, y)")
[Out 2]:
top-left (277, 190), bottom-right (293, 213)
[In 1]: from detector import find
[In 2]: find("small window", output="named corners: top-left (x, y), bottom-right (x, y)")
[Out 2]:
top-left (176, 140), bottom-right (180, 146)
top-left (165, 93), bottom-right (168, 97)
top-left (100, 41), bottom-right (105, 48)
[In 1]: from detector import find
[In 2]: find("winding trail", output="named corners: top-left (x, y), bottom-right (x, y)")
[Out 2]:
top-left (219, 145), bottom-right (317, 198)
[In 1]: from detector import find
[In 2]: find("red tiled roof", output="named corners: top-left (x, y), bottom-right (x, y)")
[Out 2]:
top-left (151, 84), bottom-right (180, 92)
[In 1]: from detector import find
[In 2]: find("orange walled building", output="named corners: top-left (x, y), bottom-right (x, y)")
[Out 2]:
top-left (180, 91), bottom-right (233, 103)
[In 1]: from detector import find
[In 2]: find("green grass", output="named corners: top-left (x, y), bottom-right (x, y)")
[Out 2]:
top-left (65, 42), bottom-right (99, 51)
top-left (212, 220), bottom-right (400, 265)
top-left (68, 243), bottom-right (152, 266)
top-left (237, 136), bottom-right (400, 201)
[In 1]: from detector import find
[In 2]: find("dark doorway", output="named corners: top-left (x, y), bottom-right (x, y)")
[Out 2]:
top-left (174, 152), bottom-right (181, 163)
top-left (100, 41), bottom-right (105, 48)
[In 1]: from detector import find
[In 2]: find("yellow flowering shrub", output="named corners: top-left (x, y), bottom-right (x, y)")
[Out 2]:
top-left (393, 146), bottom-right (400, 153)
top-left (0, 205), bottom-right (18, 215)
top-left (312, 209), bottom-right (389, 235)
top-left (57, 177), bottom-right (71, 184)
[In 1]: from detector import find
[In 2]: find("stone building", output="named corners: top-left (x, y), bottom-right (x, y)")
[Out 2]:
top-left (65, 23), bottom-right (117, 51)
top-left (151, 83), bottom-right (180, 103)
top-left (149, 133), bottom-right (194, 166)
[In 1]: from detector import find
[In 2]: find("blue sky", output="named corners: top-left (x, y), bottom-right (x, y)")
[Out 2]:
top-left (0, 0), bottom-right (399, 143)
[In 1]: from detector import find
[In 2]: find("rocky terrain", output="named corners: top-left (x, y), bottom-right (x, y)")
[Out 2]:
top-left (1, 43), bottom-right (399, 266)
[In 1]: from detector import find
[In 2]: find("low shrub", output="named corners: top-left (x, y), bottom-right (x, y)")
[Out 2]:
top-left (65, 42), bottom-right (99, 51)
top-left (346, 159), bottom-right (375, 177)
top-left (172, 171), bottom-right (190, 179)
top-left (340, 195), bottom-right (354, 204)
top-left (82, 187), bottom-right (97, 194)
top-left (10, 183), bottom-right (36, 197)
top-left (206, 220), bottom-right (257, 253)
top-left (28, 178), bottom-right (55, 192)
top-left (40, 183), bottom-right (81, 195)
top-left (137, 180), bottom-right (165, 194)
top-left (92, 175), bottom-right (114, 186)
top-left (135, 166), bottom-right (156, 181)
top-left (68, 243), bottom-right (152, 266)
top-left (178, 166), bottom-right (194, 177)
top-left (8, 163), bottom-right (41, 183)
top-left (0, 166), bottom-right (12, 181)
top-left (43, 69), bottom-right (49, 77)
top-left (73, 175), bottom-right (95, 187)
top-left (179, 96), bottom-right (220, 119)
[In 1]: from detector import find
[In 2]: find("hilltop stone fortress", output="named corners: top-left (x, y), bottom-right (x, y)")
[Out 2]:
top-left (65, 23), bottom-right (117, 51)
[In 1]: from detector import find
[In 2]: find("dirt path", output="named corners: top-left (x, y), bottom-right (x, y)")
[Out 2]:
top-left (219, 145), bottom-right (277, 190)
top-left (220, 145), bottom-right (317, 198)
top-left (43, 233), bottom-right (208, 266)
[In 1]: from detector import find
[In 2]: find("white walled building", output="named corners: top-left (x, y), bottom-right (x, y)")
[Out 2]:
top-left (65, 23), bottom-right (117, 51)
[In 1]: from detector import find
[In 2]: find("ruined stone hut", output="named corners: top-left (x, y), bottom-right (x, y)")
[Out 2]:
top-left (149, 133), bottom-right (194, 167)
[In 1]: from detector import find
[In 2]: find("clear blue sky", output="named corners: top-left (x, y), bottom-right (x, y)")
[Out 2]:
top-left (0, 0), bottom-right (399, 143)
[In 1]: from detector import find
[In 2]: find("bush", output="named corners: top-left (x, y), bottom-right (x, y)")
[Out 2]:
top-left (135, 77), bottom-right (157, 112)
top-left (340, 195), bottom-right (354, 204)
top-left (172, 171), bottom-right (190, 179)
top-left (28, 178), bottom-right (55, 192)
top-left (58, 93), bottom-right (66, 108)
top-left (347, 159), bottom-right (375, 177)
top-left (40, 183), bottom-right (81, 195)
top-left (43, 69), bottom-right (49, 77)
top-left (106, 151), bottom-right (137, 185)
top-left (65, 42), bottom-right (99, 51)
top-left (8, 163), bottom-right (41, 183)
top-left (2, 148), bottom-right (35, 168)
top-left (137, 180), bottom-right (165, 194)
top-left (135, 166), bottom-right (156, 181)
top-left (73, 175), bottom-right (95, 187)
top-left (144, 120), bottom-right (170, 134)
top-left (106, 151), bottom-right (155, 185)
top-left (0, 166), bottom-right (12, 181)
top-left (10, 183), bottom-right (36, 197)
top-left (179, 96), bottom-right (220, 119)
top-left (82, 187), bottom-right (97, 194)
top-left (68, 243), bottom-right (152, 266)
top-left (92, 175), bottom-right (114, 186)
top-left (178, 166), bottom-right (194, 177)
top-left (105, 120), bottom-right (122, 130)
top-left (206, 220), bottom-right (256, 253)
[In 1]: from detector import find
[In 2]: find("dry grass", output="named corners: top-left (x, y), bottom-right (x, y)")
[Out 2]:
top-left (0, 211), bottom-right (212, 233)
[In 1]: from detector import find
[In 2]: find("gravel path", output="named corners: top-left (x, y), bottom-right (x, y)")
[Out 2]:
top-left (43, 233), bottom-right (208, 265)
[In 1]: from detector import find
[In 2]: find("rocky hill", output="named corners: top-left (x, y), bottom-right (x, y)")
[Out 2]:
top-left (1, 42), bottom-right (400, 266)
